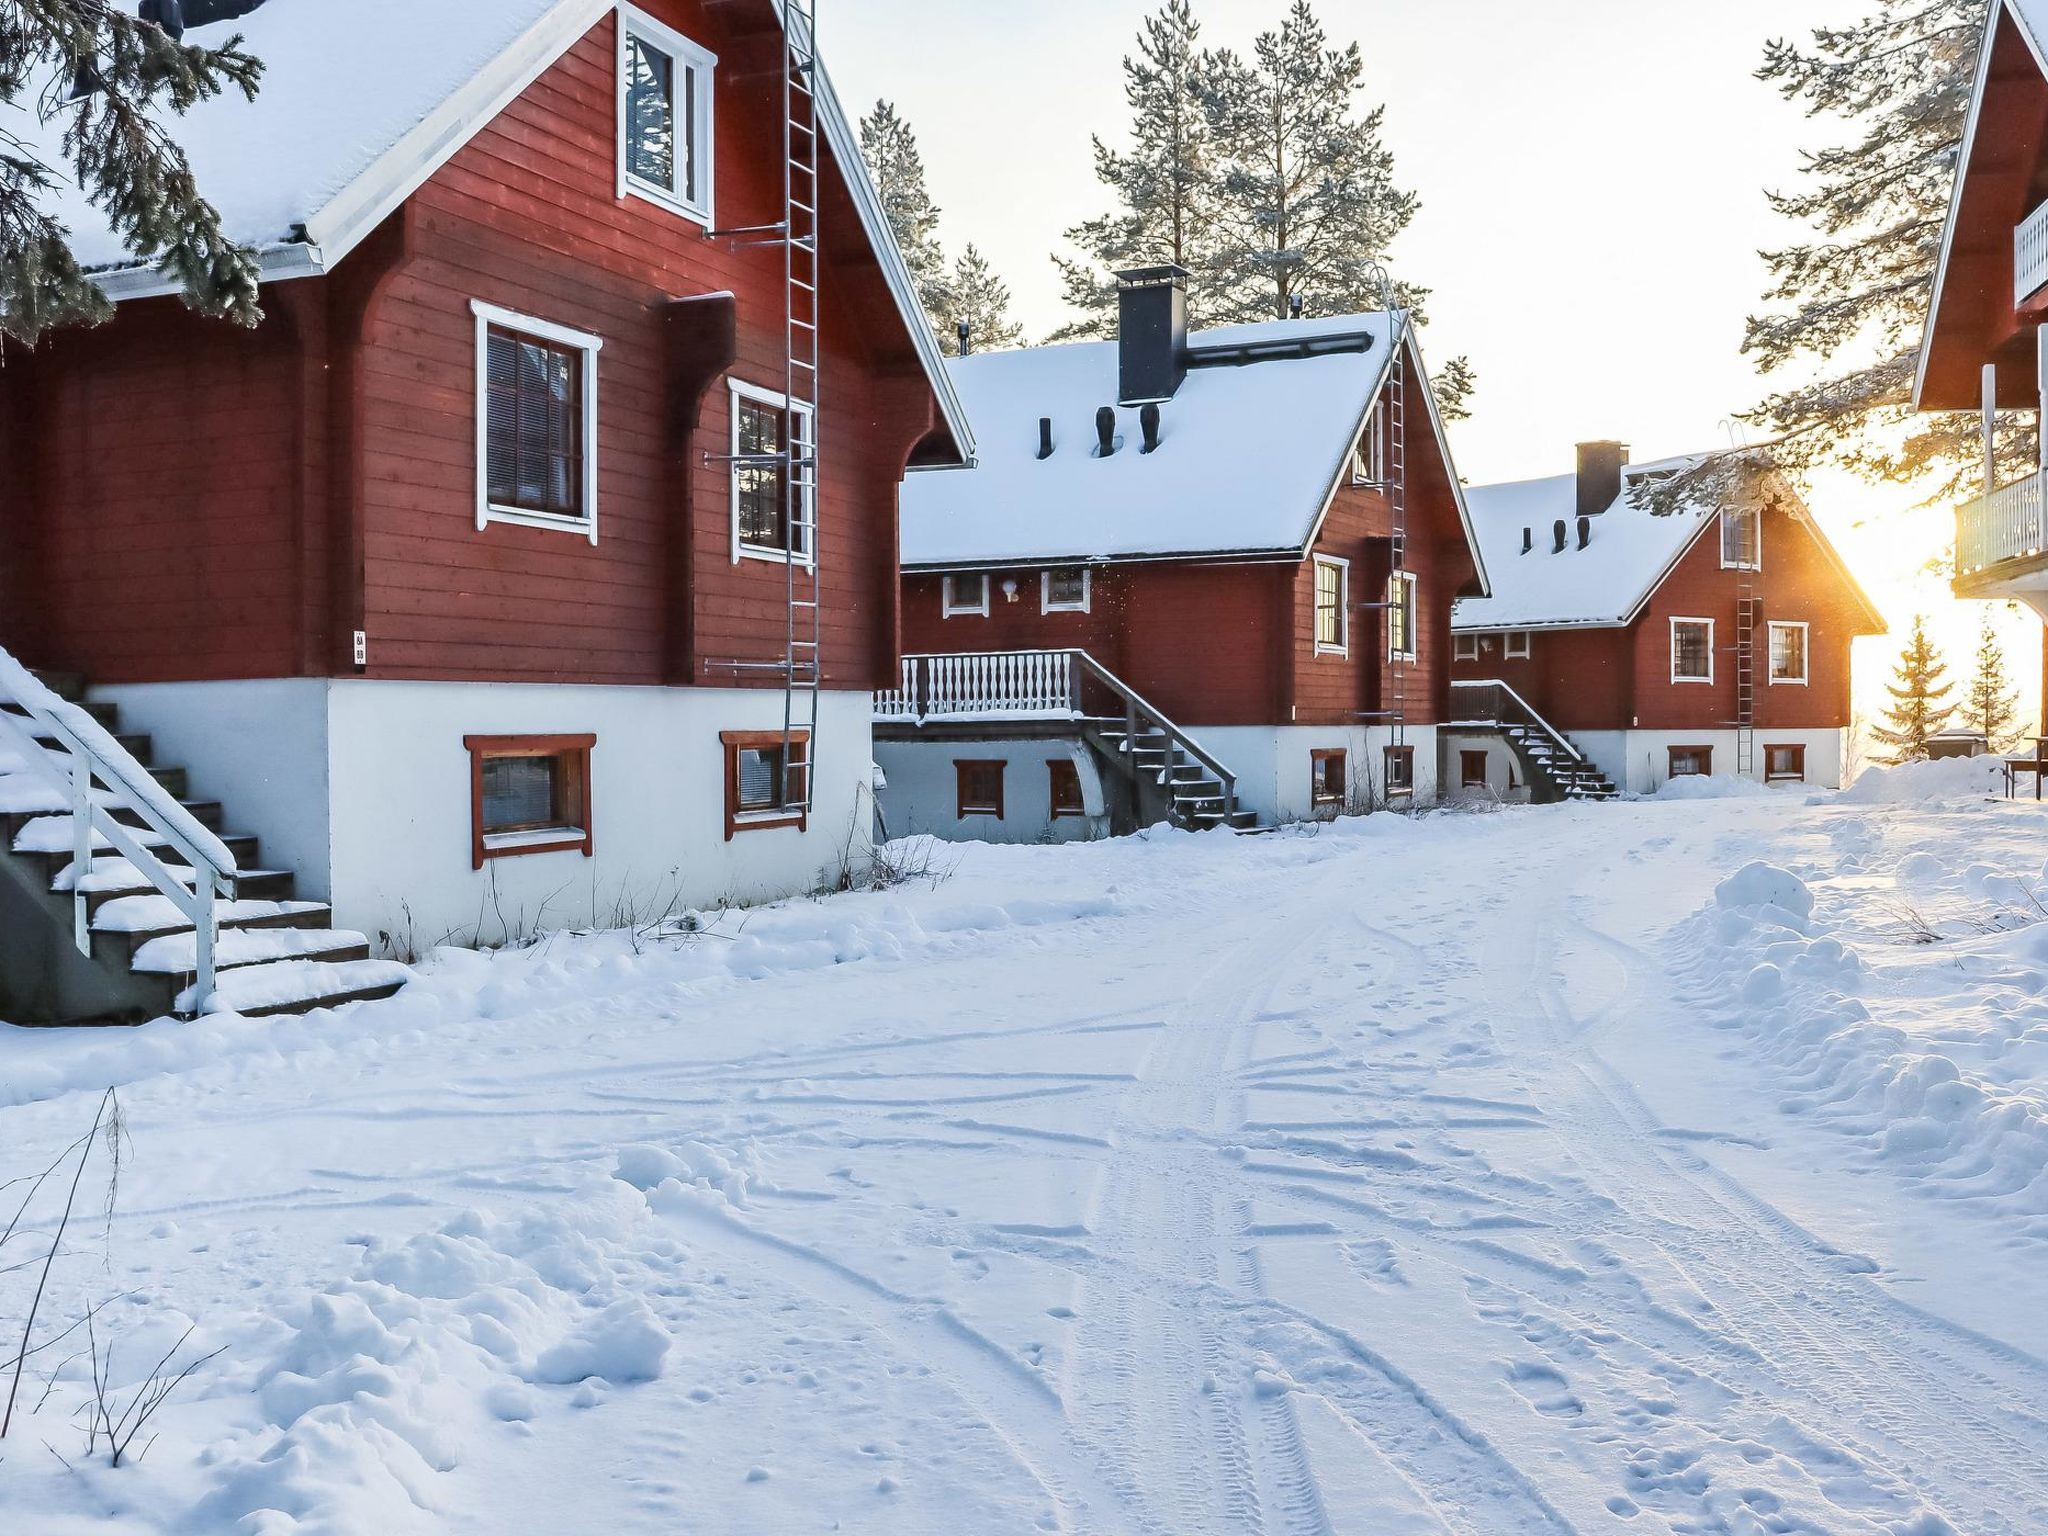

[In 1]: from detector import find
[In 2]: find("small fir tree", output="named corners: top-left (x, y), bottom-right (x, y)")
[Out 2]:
top-left (1051, 0), bottom-right (1215, 340)
top-left (946, 243), bottom-right (1023, 356)
top-left (1964, 612), bottom-right (2025, 750)
top-left (0, 0), bottom-right (266, 343)
top-left (1871, 615), bottom-right (1957, 764)
top-left (857, 99), bottom-right (950, 345)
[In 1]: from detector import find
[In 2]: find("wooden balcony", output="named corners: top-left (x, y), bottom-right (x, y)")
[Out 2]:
top-left (2019, 202), bottom-right (2048, 307)
top-left (875, 651), bottom-right (1080, 722)
top-left (1956, 470), bottom-right (2048, 588)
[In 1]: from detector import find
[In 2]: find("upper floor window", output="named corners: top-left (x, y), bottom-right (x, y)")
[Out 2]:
top-left (1671, 617), bottom-right (1714, 683)
top-left (1453, 632), bottom-right (1479, 662)
top-left (1351, 398), bottom-right (1387, 485)
top-left (1768, 621), bottom-right (1809, 684)
top-left (1314, 556), bottom-right (1348, 654)
top-left (730, 381), bottom-right (814, 564)
top-left (943, 574), bottom-right (990, 617)
top-left (618, 7), bottom-right (717, 225)
top-left (1043, 567), bottom-right (1091, 613)
top-left (1503, 630), bottom-right (1531, 660)
top-left (1721, 504), bottom-right (1761, 570)
top-left (1387, 572), bottom-right (1418, 661)
top-left (473, 301), bottom-right (602, 542)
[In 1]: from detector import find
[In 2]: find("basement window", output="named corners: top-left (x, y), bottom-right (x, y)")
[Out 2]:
top-left (464, 735), bottom-right (595, 868)
top-left (956, 759), bottom-right (1006, 818)
top-left (1384, 745), bottom-right (1416, 795)
top-left (1311, 749), bottom-right (1347, 807)
top-left (1043, 567), bottom-right (1091, 614)
top-left (731, 380), bottom-right (815, 564)
top-left (1766, 743), bottom-right (1807, 783)
top-left (1314, 557), bottom-right (1349, 654)
top-left (1461, 750), bottom-right (1490, 790)
top-left (722, 730), bottom-right (809, 839)
top-left (474, 302), bottom-right (602, 541)
top-left (1668, 745), bottom-right (1712, 779)
top-left (618, 6), bottom-right (716, 225)
top-left (943, 573), bottom-right (990, 617)
top-left (1769, 621), bottom-right (1809, 684)
top-left (1670, 618), bottom-right (1713, 684)
top-left (1048, 759), bottom-right (1085, 819)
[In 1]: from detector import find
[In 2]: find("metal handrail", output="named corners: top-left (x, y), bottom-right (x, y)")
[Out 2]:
top-left (1449, 678), bottom-right (1587, 766)
top-left (0, 649), bottom-right (236, 1010)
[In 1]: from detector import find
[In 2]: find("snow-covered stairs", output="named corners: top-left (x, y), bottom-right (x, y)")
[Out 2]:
top-left (1, 672), bottom-right (409, 1023)
top-left (1085, 722), bottom-right (1262, 831)
top-left (1499, 722), bottom-right (1621, 803)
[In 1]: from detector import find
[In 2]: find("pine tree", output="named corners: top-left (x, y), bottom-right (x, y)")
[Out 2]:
top-left (1741, 1), bottom-right (2021, 499)
top-left (1050, 0), bottom-right (1215, 341)
top-left (1964, 612), bottom-right (2025, 750)
top-left (857, 99), bottom-right (950, 345)
top-left (0, 0), bottom-right (265, 344)
top-left (1871, 615), bottom-right (1958, 764)
top-left (946, 243), bottom-right (1023, 356)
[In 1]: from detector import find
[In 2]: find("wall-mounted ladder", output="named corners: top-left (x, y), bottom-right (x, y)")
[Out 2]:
top-left (1384, 306), bottom-right (1410, 766)
top-left (1733, 556), bottom-right (1760, 778)
top-left (706, 0), bottom-right (823, 811)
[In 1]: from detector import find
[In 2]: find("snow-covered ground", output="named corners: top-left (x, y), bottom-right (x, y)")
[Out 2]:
top-left (5, 767), bottom-right (2048, 1534)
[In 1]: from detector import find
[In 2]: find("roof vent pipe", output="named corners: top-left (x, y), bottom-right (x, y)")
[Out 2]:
top-left (1521, 526), bottom-right (1533, 555)
top-left (1038, 417), bottom-right (1054, 460)
top-left (1552, 519), bottom-right (1568, 554)
top-left (1095, 406), bottom-right (1117, 458)
top-left (1140, 403), bottom-right (1162, 454)
top-left (957, 320), bottom-right (972, 358)
top-left (1289, 293), bottom-right (1306, 320)
top-left (1577, 515), bottom-right (1592, 550)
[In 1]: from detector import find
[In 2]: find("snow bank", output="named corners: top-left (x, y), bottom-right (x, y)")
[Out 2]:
top-left (1675, 839), bottom-right (2048, 1243)
top-left (1655, 773), bottom-right (1772, 802)
top-left (1840, 755), bottom-right (2005, 805)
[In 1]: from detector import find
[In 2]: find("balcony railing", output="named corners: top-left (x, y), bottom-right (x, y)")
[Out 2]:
top-left (1956, 470), bottom-right (2047, 579)
top-left (2019, 202), bottom-right (2048, 307)
top-left (875, 650), bottom-right (1079, 721)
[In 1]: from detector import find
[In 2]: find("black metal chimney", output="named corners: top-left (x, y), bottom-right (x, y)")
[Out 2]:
top-left (1037, 417), bottom-right (1054, 460)
top-left (1576, 441), bottom-right (1627, 518)
top-left (1115, 265), bottom-right (1189, 406)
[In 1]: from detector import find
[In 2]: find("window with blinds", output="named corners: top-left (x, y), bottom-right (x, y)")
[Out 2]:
top-left (486, 326), bottom-right (585, 522)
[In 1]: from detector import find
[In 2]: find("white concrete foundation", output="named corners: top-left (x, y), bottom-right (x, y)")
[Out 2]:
top-left (873, 736), bottom-right (1110, 844)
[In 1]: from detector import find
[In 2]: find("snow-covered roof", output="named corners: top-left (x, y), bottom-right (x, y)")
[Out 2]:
top-left (902, 314), bottom-right (1483, 571)
top-left (1452, 456), bottom-right (1723, 631)
top-left (17, 0), bottom-right (973, 460)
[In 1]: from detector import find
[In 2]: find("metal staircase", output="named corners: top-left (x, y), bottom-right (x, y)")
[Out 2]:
top-left (1449, 680), bottom-right (1620, 804)
top-left (0, 655), bottom-right (408, 1024)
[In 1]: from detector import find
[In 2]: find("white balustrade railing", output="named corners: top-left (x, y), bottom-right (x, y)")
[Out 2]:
top-left (875, 651), bottom-right (1079, 721)
top-left (1956, 469), bottom-right (2047, 577)
top-left (2017, 202), bottom-right (2048, 306)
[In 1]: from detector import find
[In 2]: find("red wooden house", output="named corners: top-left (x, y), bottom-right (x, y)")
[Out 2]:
top-left (1447, 444), bottom-right (1883, 799)
top-left (1917, 0), bottom-right (2048, 732)
top-left (0, 0), bottom-right (971, 1022)
top-left (873, 267), bottom-right (1488, 838)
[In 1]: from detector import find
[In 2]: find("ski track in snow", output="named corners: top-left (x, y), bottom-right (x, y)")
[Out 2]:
top-left (6, 798), bottom-right (2048, 1533)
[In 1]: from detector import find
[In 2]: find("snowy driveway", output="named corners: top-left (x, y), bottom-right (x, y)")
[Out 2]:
top-left (6, 784), bottom-right (2048, 1533)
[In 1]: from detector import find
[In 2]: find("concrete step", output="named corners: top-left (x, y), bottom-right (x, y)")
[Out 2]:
top-left (179, 958), bottom-right (413, 1020)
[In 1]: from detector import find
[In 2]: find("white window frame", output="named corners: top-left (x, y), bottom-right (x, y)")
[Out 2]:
top-left (1042, 567), bottom-right (1092, 614)
top-left (1720, 504), bottom-right (1763, 571)
top-left (1314, 555), bottom-right (1350, 656)
top-left (1351, 398), bottom-right (1387, 485)
top-left (729, 378), bottom-right (816, 567)
top-left (1670, 617), bottom-right (1714, 684)
top-left (472, 300), bottom-right (603, 543)
top-left (1387, 571), bottom-right (1419, 662)
top-left (1503, 630), bottom-right (1531, 660)
top-left (1453, 631), bottom-right (1479, 662)
top-left (943, 573), bottom-right (990, 618)
top-left (616, 5), bottom-right (717, 227)
top-left (1768, 620), bottom-right (1810, 685)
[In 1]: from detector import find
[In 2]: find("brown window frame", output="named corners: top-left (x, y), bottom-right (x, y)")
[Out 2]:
top-left (1310, 748), bottom-right (1347, 806)
top-left (463, 734), bottom-right (596, 870)
top-left (1048, 758), bottom-right (1086, 819)
top-left (956, 759), bottom-right (1006, 819)
top-left (1765, 743), bottom-right (1806, 783)
top-left (1461, 749), bottom-right (1490, 790)
top-left (721, 730), bottom-right (810, 840)
top-left (1384, 744), bottom-right (1416, 794)
top-left (1668, 744), bottom-right (1713, 778)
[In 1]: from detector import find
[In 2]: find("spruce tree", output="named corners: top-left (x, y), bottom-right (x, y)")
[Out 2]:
top-left (1965, 612), bottom-right (2025, 750)
top-left (0, 0), bottom-right (265, 344)
top-left (946, 243), bottom-right (1023, 356)
top-left (1872, 615), bottom-right (1958, 764)
top-left (1050, 0), bottom-right (1214, 341)
top-left (1742, 0), bottom-right (2017, 499)
top-left (857, 99), bottom-right (950, 345)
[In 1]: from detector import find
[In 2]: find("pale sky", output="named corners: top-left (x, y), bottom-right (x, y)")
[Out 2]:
top-left (830, 0), bottom-right (2040, 727)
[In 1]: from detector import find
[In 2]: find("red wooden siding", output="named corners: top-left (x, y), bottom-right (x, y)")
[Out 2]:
top-left (0, 0), bottom-right (939, 692)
